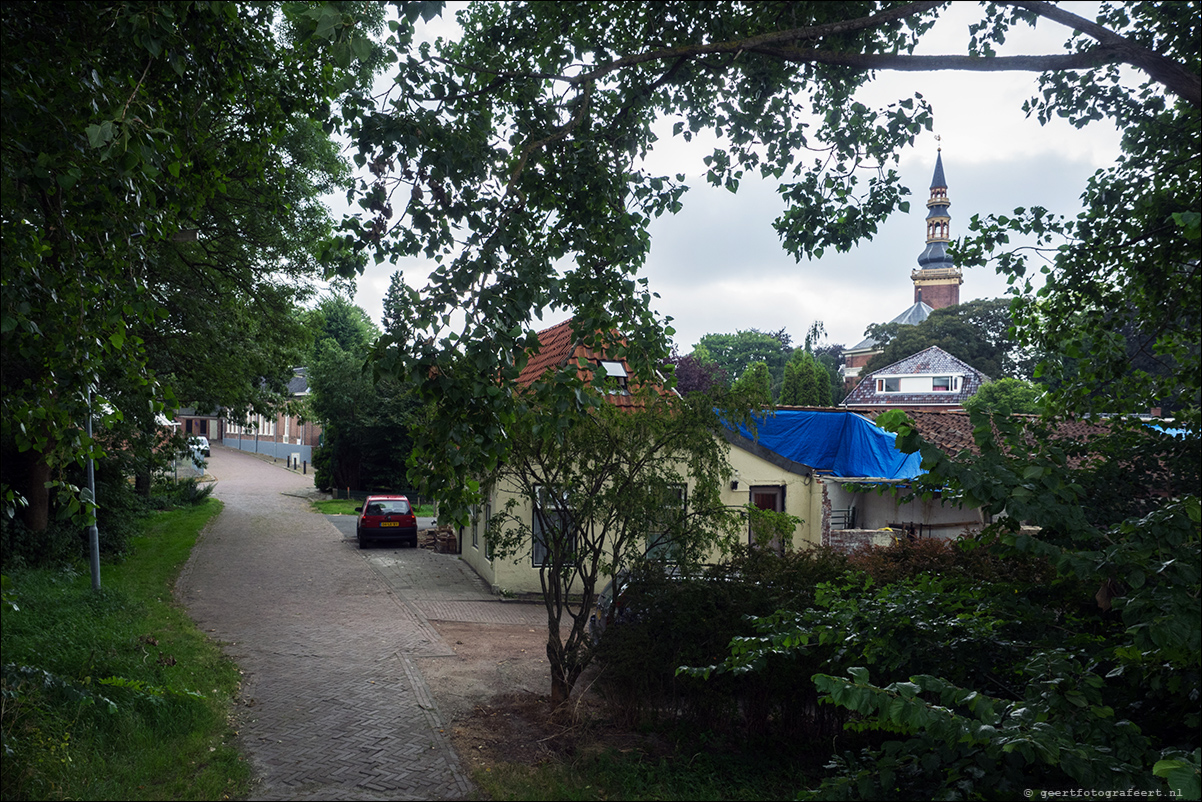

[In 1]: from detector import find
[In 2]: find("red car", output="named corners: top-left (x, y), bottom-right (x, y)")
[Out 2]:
top-left (355, 495), bottom-right (418, 549)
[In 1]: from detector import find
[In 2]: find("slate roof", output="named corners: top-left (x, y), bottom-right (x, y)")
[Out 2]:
top-left (930, 150), bottom-right (947, 189)
top-left (842, 346), bottom-right (988, 407)
top-left (288, 367), bottom-right (311, 396)
top-left (517, 318), bottom-right (649, 408)
top-left (847, 301), bottom-right (934, 351)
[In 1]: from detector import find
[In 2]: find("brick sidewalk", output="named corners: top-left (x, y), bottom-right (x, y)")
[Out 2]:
top-left (176, 447), bottom-right (473, 800)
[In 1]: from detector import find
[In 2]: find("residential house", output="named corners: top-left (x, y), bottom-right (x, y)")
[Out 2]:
top-left (222, 367), bottom-right (323, 466)
top-left (842, 345), bottom-right (989, 412)
top-left (461, 319), bottom-right (676, 594)
top-left (720, 407), bottom-right (990, 553)
top-left (175, 408), bottom-right (225, 440)
top-left (462, 320), bottom-right (994, 593)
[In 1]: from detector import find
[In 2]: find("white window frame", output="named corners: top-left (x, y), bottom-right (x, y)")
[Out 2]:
top-left (597, 360), bottom-right (630, 395)
top-left (532, 486), bottom-right (573, 566)
top-left (877, 377), bottom-right (901, 393)
top-left (646, 485), bottom-right (687, 563)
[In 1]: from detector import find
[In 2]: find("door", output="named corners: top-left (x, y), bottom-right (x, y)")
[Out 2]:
top-left (749, 485), bottom-right (784, 554)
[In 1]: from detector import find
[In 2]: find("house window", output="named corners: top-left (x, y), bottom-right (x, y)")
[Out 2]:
top-left (532, 487), bottom-right (573, 566)
top-left (932, 376), bottom-right (952, 392)
top-left (597, 361), bottom-right (630, 395)
top-left (480, 500), bottom-right (491, 553)
top-left (878, 377), bottom-right (900, 393)
top-left (646, 485), bottom-right (686, 562)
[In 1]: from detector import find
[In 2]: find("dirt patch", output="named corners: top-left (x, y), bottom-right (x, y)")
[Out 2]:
top-left (415, 620), bottom-right (553, 723)
top-left (417, 619), bottom-right (653, 774)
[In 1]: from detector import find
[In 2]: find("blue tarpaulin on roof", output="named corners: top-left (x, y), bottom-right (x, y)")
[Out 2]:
top-left (727, 410), bottom-right (923, 480)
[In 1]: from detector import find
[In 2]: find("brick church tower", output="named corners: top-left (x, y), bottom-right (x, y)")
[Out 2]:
top-left (910, 149), bottom-right (962, 309)
top-left (840, 150), bottom-right (964, 389)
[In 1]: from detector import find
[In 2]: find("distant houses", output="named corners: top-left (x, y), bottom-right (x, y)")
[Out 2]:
top-left (173, 367), bottom-right (322, 465)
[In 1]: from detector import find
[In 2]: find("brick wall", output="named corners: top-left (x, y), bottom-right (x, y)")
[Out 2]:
top-left (915, 281), bottom-right (960, 309)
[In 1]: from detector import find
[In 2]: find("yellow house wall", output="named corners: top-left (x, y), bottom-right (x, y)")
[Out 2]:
top-left (461, 438), bottom-right (832, 595)
top-left (719, 443), bottom-right (821, 551)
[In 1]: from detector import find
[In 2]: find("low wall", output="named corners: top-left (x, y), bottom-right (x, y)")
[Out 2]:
top-left (223, 437), bottom-right (312, 464)
top-left (823, 528), bottom-right (901, 553)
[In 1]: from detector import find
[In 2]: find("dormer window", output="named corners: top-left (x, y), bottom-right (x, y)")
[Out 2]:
top-left (597, 360), bottom-right (629, 395)
top-left (932, 376), bottom-right (952, 392)
top-left (877, 377), bottom-right (900, 393)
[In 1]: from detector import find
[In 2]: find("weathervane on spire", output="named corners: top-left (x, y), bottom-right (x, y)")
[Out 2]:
top-left (935, 133), bottom-right (942, 152)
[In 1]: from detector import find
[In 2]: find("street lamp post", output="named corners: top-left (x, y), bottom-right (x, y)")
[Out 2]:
top-left (86, 389), bottom-right (101, 591)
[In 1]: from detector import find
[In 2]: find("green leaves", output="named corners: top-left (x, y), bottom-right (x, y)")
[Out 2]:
top-left (3, 2), bottom-right (378, 529)
top-left (85, 121), bottom-right (115, 149)
top-left (1154, 749), bottom-right (1202, 801)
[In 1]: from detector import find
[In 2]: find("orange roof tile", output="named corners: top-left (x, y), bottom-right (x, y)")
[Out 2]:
top-left (857, 408), bottom-right (1108, 459)
top-left (516, 318), bottom-right (661, 409)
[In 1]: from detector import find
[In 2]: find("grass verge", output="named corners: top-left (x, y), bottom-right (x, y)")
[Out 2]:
top-left (0, 499), bottom-right (252, 800)
top-left (310, 498), bottom-right (435, 516)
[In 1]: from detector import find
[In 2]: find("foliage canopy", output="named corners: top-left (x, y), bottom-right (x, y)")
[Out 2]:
top-left (0, 1), bottom-right (386, 534)
top-left (342, 0), bottom-right (1199, 793)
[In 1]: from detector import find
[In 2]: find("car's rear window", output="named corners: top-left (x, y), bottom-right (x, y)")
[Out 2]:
top-left (364, 500), bottom-right (410, 515)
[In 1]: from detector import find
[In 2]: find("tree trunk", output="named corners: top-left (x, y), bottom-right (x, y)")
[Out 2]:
top-left (23, 453), bottom-right (51, 532)
top-left (135, 467), bottom-right (152, 498)
top-left (547, 634), bottom-right (578, 713)
top-left (547, 636), bottom-right (584, 715)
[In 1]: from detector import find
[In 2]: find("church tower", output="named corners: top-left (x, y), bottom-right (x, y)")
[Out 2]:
top-left (910, 149), bottom-right (962, 309)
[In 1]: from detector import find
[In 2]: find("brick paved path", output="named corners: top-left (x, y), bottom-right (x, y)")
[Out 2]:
top-left (176, 447), bottom-right (474, 800)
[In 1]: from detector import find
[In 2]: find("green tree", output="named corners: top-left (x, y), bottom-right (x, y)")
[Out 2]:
top-left (964, 377), bottom-right (1044, 415)
top-left (338, 2), bottom-right (1198, 785)
top-left (779, 350), bottom-right (808, 406)
top-left (346, 1), bottom-right (1196, 520)
top-left (731, 361), bottom-right (773, 408)
top-left (861, 298), bottom-right (1030, 380)
top-left (305, 293), bottom-right (419, 493)
top-left (487, 386), bottom-right (744, 709)
top-left (694, 329), bottom-right (794, 393)
top-left (1, 1), bottom-right (385, 535)
top-left (780, 349), bottom-right (826, 406)
top-left (304, 293), bottom-right (381, 359)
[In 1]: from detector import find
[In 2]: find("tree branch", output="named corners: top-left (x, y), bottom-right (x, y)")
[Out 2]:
top-left (752, 46), bottom-right (1122, 74)
top-left (1006, 0), bottom-right (1201, 107)
top-left (441, 0), bottom-right (1198, 108)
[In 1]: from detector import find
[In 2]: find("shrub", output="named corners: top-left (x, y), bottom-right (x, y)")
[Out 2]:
top-left (147, 478), bottom-right (215, 511)
top-left (845, 532), bottom-right (1056, 587)
top-left (311, 444), bottom-right (334, 491)
top-left (594, 546), bottom-right (852, 737)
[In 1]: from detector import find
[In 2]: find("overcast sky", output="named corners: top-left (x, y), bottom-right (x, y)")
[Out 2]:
top-left (337, 2), bottom-right (1122, 354)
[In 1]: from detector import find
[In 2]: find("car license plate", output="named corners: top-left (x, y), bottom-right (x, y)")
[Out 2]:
top-left (381, 522), bottom-right (399, 527)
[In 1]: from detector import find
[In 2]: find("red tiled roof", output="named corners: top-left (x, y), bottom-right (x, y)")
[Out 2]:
top-left (857, 408), bottom-right (1108, 459)
top-left (516, 318), bottom-right (653, 409)
top-left (517, 319), bottom-right (578, 386)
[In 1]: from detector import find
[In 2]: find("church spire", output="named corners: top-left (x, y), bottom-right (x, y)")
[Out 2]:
top-left (911, 146), bottom-right (963, 309)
